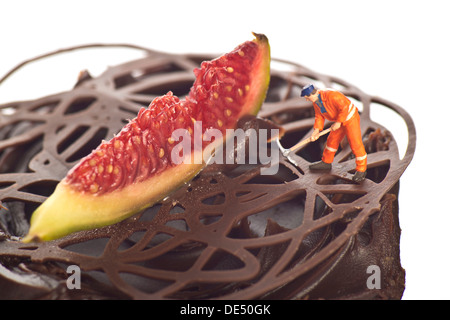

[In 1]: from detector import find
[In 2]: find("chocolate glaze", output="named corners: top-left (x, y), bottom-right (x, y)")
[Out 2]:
top-left (0, 45), bottom-right (415, 299)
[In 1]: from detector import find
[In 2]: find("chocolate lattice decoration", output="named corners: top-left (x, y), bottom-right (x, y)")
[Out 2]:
top-left (0, 46), bottom-right (415, 299)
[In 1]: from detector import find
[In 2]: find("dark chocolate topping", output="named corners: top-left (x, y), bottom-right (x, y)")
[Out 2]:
top-left (0, 45), bottom-right (415, 299)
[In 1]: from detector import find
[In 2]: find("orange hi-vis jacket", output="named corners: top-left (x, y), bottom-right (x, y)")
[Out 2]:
top-left (313, 89), bottom-right (367, 172)
top-left (313, 89), bottom-right (355, 130)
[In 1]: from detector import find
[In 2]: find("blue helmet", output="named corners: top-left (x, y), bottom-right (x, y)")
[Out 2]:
top-left (301, 84), bottom-right (315, 97)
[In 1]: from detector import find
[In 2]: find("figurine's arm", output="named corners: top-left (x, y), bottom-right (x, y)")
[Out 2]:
top-left (312, 105), bottom-right (325, 141)
top-left (330, 91), bottom-right (351, 131)
top-left (334, 92), bottom-right (351, 122)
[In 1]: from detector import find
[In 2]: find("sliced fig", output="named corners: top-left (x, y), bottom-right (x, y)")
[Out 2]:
top-left (23, 33), bottom-right (271, 242)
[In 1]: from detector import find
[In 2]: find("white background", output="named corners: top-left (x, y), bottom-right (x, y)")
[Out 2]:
top-left (1, 0), bottom-right (448, 300)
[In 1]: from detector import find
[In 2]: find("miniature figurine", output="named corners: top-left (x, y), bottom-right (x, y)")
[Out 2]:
top-left (300, 84), bottom-right (367, 182)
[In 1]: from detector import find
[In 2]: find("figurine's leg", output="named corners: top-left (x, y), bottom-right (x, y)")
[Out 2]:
top-left (321, 127), bottom-right (346, 165)
top-left (309, 129), bottom-right (344, 171)
top-left (344, 113), bottom-right (367, 173)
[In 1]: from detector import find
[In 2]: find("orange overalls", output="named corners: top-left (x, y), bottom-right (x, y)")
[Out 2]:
top-left (313, 89), bottom-right (367, 172)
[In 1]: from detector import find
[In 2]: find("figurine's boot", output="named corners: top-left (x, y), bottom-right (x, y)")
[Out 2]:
top-left (352, 170), bottom-right (366, 183)
top-left (309, 161), bottom-right (332, 171)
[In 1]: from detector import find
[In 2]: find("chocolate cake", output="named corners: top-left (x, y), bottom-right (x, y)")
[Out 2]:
top-left (0, 44), bottom-right (415, 299)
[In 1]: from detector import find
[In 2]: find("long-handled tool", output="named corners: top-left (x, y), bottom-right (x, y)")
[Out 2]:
top-left (276, 128), bottom-right (331, 166)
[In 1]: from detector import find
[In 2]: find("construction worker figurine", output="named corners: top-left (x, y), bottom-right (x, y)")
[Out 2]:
top-left (301, 84), bottom-right (367, 182)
